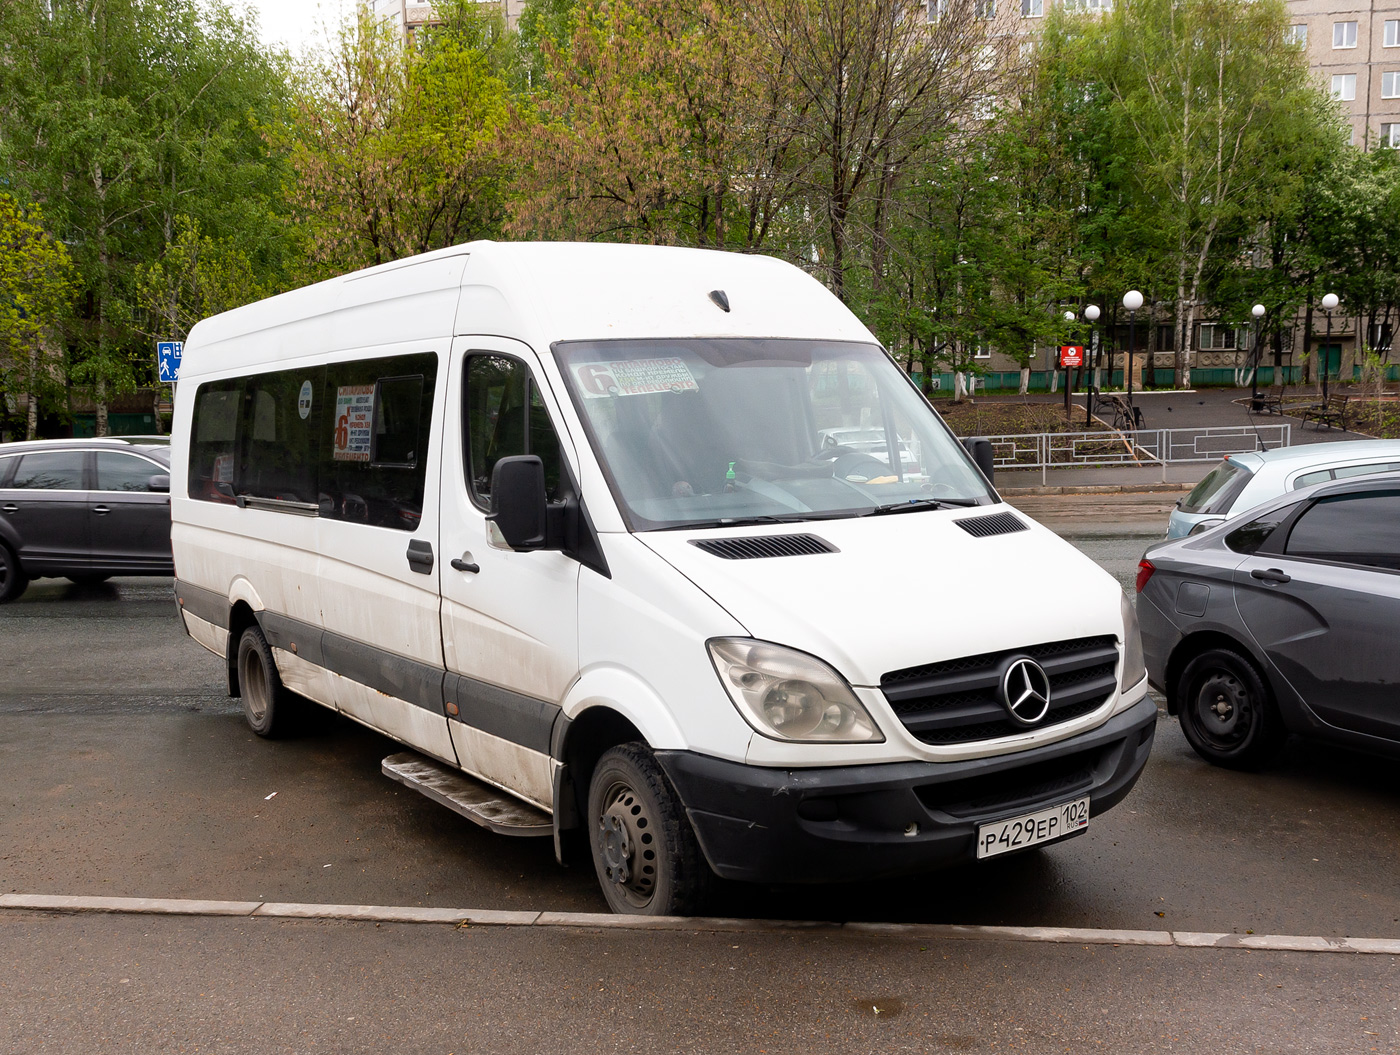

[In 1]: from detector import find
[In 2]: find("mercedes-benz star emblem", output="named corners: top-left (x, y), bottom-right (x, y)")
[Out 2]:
top-left (1000, 658), bottom-right (1052, 726)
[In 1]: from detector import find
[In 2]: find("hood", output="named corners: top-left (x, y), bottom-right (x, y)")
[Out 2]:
top-left (637, 503), bottom-right (1126, 687)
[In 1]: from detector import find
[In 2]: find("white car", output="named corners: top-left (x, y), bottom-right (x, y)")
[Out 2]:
top-left (816, 426), bottom-right (920, 470)
top-left (1167, 439), bottom-right (1400, 539)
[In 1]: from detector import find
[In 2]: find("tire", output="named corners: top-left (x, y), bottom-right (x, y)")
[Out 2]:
top-left (0, 544), bottom-right (28, 604)
top-left (1175, 647), bottom-right (1286, 769)
top-left (587, 743), bottom-right (711, 916)
top-left (236, 624), bottom-right (298, 738)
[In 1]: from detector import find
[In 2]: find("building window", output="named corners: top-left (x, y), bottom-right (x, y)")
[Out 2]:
top-left (1386, 20), bottom-right (1400, 47)
top-left (1022, 0), bottom-right (1043, 18)
top-left (975, 0), bottom-right (995, 18)
top-left (1285, 24), bottom-right (1307, 46)
top-left (976, 44), bottom-right (997, 71)
top-left (1332, 73), bottom-right (1357, 101)
top-left (1381, 123), bottom-right (1400, 148)
top-left (1333, 21), bottom-right (1357, 48)
top-left (1197, 324), bottom-right (1240, 351)
top-left (1384, 71), bottom-right (1400, 98)
top-left (1156, 325), bottom-right (1175, 352)
top-left (972, 337), bottom-right (991, 360)
top-left (1370, 322), bottom-right (1394, 350)
top-left (928, 0), bottom-right (947, 20)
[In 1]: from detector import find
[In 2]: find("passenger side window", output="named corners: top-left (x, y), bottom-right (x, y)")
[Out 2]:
top-left (465, 354), bottom-right (562, 508)
top-left (1284, 492), bottom-right (1400, 571)
top-left (11, 450), bottom-right (85, 490)
top-left (320, 353), bottom-right (437, 530)
top-left (189, 382), bottom-right (243, 503)
top-left (237, 369), bottom-right (323, 503)
top-left (96, 452), bottom-right (162, 492)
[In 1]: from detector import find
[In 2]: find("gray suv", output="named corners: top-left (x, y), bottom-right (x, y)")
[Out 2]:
top-left (0, 438), bottom-right (173, 603)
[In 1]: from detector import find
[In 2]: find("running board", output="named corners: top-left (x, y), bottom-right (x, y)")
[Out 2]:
top-left (381, 752), bottom-right (552, 837)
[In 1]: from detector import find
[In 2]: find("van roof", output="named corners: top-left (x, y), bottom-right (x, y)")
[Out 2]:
top-left (181, 242), bottom-right (875, 378)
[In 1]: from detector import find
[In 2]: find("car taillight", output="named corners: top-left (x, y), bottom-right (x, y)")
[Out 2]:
top-left (1136, 559), bottom-right (1155, 593)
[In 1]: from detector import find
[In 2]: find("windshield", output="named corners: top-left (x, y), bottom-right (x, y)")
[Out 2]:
top-left (554, 338), bottom-right (993, 530)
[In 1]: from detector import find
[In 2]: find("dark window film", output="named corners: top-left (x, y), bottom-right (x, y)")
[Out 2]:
top-left (237, 368), bottom-right (324, 503)
top-left (320, 353), bottom-right (437, 531)
top-left (97, 452), bottom-right (163, 492)
top-left (189, 382), bottom-right (244, 503)
top-left (12, 450), bottom-right (85, 490)
top-left (1225, 513), bottom-right (1287, 555)
top-left (371, 375), bottom-right (424, 468)
top-left (1285, 492), bottom-right (1400, 571)
top-left (0, 455), bottom-right (19, 486)
top-left (464, 354), bottom-right (563, 508)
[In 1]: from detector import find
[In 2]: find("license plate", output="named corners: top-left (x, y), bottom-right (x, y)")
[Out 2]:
top-left (976, 796), bottom-right (1089, 859)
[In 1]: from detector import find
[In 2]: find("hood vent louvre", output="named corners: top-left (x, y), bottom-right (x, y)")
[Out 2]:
top-left (955, 512), bottom-right (1028, 538)
top-left (690, 533), bottom-right (838, 560)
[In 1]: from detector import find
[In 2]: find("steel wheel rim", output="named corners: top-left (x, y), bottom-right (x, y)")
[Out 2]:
top-left (597, 779), bottom-right (659, 909)
top-left (240, 647), bottom-right (268, 723)
top-left (1190, 670), bottom-right (1252, 751)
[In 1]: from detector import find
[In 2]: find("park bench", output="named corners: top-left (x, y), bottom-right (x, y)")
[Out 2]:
top-left (1297, 393), bottom-right (1349, 431)
top-left (1100, 392), bottom-right (1145, 431)
top-left (1253, 381), bottom-right (1286, 415)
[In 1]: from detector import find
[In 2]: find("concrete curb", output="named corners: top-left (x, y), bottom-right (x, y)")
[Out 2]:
top-left (1000, 483), bottom-right (1193, 497)
top-left (3, 894), bottom-right (1399, 955)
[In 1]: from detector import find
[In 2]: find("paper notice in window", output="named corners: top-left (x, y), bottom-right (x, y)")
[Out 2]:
top-left (573, 358), bottom-right (699, 398)
top-left (333, 384), bottom-right (375, 461)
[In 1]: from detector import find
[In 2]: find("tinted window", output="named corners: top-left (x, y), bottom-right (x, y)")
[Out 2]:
top-left (12, 450), bottom-right (85, 490)
top-left (0, 454), bottom-right (17, 486)
top-left (1285, 492), bottom-right (1400, 570)
top-left (239, 368), bottom-right (323, 503)
top-left (1179, 459), bottom-right (1252, 514)
top-left (97, 452), bottom-right (162, 492)
top-left (1293, 462), bottom-right (1400, 489)
top-left (189, 383), bottom-right (243, 502)
top-left (465, 355), bottom-right (562, 508)
top-left (1225, 511), bottom-right (1288, 554)
top-left (320, 354), bottom-right (437, 530)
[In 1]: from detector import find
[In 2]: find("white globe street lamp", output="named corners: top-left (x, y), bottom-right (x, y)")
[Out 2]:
top-left (1084, 305), bottom-right (1101, 426)
top-left (1123, 290), bottom-right (1144, 413)
top-left (1250, 304), bottom-right (1266, 407)
top-left (1321, 293), bottom-right (1339, 398)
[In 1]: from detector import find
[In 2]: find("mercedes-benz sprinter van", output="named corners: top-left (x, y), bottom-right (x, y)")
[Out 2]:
top-left (171, 242), bottom-right (1155, 915)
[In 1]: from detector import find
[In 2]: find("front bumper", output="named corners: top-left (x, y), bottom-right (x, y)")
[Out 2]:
top-left (657, 695), bottom-right (1158, 884)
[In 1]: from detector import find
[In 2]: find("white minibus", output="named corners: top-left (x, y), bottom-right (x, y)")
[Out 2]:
top-left (171, 242), bottom-right (1155, 915)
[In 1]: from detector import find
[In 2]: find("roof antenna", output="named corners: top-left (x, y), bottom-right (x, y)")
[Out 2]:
top-left (708, 289), bottom-right (730, 313)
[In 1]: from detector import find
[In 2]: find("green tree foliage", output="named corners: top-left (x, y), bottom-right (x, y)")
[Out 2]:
top-left (0, 195), bottom-right (76, 440)
top-left (280, 5), bottom-right (512, 277)
top-left (0, 0), bottom-right (291, 433)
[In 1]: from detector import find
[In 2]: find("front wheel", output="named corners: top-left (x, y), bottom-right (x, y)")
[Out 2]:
top-left (1176, 647), bottom-right (1286, 769)
top-left (587, 743), bottom-right (711, 916)
top-left (0, 544), bottom-right (28, 604)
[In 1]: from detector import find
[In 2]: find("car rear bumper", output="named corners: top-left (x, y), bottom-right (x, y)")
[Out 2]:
top-left (656, 695), bottom-right (1158, 884)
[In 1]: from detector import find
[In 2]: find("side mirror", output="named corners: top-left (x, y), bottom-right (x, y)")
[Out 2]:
top-left (487, 456), bottom-right (548, 550)
top-left (961, 437), bottom-right (995, 486)
top-left (148, 474), bottom-right (171, 493)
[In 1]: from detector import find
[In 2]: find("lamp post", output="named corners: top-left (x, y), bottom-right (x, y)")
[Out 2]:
top-left (1084, 304), bottom-right (1100, 426)
top-left (1250, 303), bottom-right (1266, 409)
top-left (1123, 290), bottom-right (1144, 417)
top-left (1320, 292), bottom-right (1339, 399)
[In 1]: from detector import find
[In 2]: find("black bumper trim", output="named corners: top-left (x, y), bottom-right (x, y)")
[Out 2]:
top-left (656, 696), bottom-right (1158, 885)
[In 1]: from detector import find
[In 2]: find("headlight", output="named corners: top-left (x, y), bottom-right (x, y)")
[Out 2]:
top-left (1120, 593), bottom-right (1146, 691)
top-left (708, 638), bottom-right (884, 743)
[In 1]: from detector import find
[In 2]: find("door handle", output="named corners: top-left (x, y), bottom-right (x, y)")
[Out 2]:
top-left (1250, 568), bottom-right (1291, 584)
top-left (450, 558), bottom-right (480, 574)
top-left (93, 504), bottom-right (111, 515)
top-left (406, 539), bottom-right (434, 574)
top-left (1, 504), bottom-right (17, 514)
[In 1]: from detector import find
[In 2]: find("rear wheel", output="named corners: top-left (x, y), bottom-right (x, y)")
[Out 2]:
top-left (0, 545), bottom-right (28, 604)
top-left (1176, 647), bottom-right (1286, 769)
top-left (587, 743), bottom-right (711, 916)
top-left (236, 624), bottom-right (298, 738)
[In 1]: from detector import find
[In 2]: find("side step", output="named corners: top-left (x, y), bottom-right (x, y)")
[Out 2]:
top-left (382, 752), bottom-right (552, 838)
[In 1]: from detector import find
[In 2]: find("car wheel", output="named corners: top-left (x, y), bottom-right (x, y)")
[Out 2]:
top-left (587, 743), bottom-right (711, 916)
top-left (0, 544), bottom-right (29, 604)
top-left (236, 624), bottom-right (298, 738)
top-left (1176, 647), bottom-right (1286, 769)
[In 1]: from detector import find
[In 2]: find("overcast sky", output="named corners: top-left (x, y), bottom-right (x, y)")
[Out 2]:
top-left (231, 0), bottom-right (352, 57)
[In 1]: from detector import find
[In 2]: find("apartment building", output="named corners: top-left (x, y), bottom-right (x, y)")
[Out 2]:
top-left (365, 0), bottom-right (527, 37)
top-left (1290, 0), bottom-right (1400, 147)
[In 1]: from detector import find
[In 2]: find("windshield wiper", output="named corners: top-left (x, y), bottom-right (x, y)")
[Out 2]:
top-left (656, 513), bottom-right (813, 531)
top-left (863, 497), bottom-right (981, 516)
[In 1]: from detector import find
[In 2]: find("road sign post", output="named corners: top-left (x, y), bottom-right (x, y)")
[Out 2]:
top-left (1059, 345), bottom-right (1083, 416)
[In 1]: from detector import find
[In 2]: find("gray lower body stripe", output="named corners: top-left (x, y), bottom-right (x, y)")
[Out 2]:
top-left (207, 598), bottom-right (559, 752)
top-left (447, 674), bottom-right (560, 756)
top-left (175, 579), bottom-right (230, 629)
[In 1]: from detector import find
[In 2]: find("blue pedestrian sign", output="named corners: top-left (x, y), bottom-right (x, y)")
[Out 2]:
top-left (157, 341), bottom-right (183, 383)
